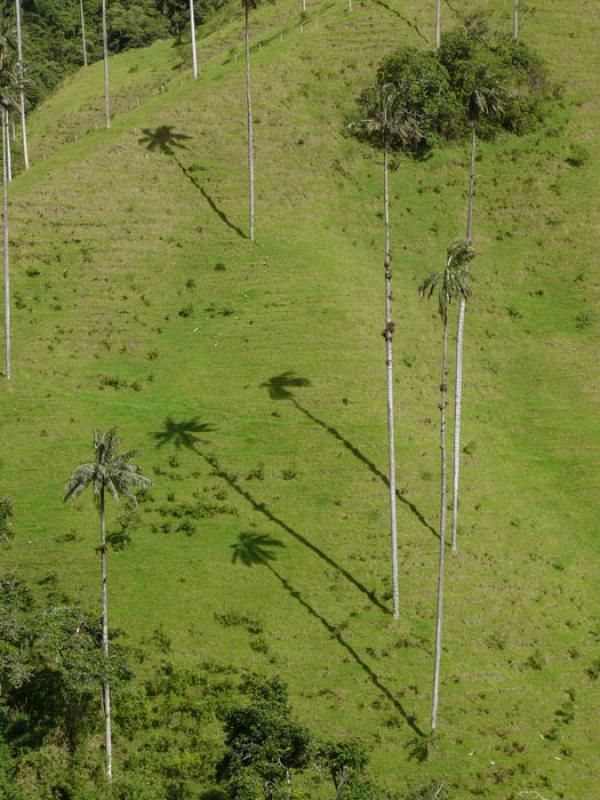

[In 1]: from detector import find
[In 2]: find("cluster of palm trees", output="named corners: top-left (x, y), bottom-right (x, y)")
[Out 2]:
top-left (360, 30), bottom-right (510, 735)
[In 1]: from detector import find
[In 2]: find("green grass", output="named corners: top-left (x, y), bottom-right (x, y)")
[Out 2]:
top-left (2, 0), bottom-right (599, 796)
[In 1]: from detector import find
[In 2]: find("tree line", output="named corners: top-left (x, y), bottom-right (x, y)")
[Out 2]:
top-left (1, 569), bottom-right (445, 799)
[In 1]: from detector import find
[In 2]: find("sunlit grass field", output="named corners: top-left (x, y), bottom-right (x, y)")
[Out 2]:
top-left (1, 0), bottom-right (599, 795)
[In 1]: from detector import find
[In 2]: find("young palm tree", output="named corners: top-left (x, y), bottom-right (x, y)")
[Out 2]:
top-left (513, 0), bottom-right (519, 42)
top-left (420, 240), bottom-right (473, 732)
top-left (102, 0), bottom-right (110, 128)
top-left (451, 71), bottom-right (503, 553)
top-left (14, 0), bottom-right (28, 169)
top-left (64, 429), bottom-right (151, 782)
top-left (243, 0), bottom-right (259, 241)
top-left (189, 0), bottom-right (198, 79)
top-left (80, 0), bottom-right (88, 66)
top-left (0, 39), bottom-right (19, 381)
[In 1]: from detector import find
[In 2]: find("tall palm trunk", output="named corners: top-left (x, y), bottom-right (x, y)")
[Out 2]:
top-left (2, 109), bottom-right (10, 380)
top-left (244, 1), bottom-right (255, 241)
top-left (102, 0), bottom-right (110, 129)
top-left (383, 127), bottom-right (400, 620)
top-left (189, 0), bottom-right (198, 79)
top-left (99, 486), bottom-right (113, 782)
top-left (15, 0), bottom-right (29, 170)
top-left (451, 119), bottom-right (477, 552)
top-left (431, 308), bottom-right (449, 731)
top-left (435, 0), bottom-right (441, 48)
top-left (6, 118), bottom-right (11, 183)
top-left (80, 0), bottom-right (88, 66)
top-left (513, 0), bottom-right (519, 42)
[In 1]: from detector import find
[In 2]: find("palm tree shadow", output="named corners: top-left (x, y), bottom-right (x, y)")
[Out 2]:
top-left (261, 373), bottom-right (438, 540)
top-left (153, 416), bottom-right (215, 451)
top-left (231, 532), bottom-right (424, 738)
top-left (151, 418), bottom-right (389, 616)
top-left (138, 126), bottom-right (247, 239)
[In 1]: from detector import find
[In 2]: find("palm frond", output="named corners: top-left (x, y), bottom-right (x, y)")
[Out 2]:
top-left (420, 240), bottom-right (474, 320)
top-left (64, 464), bottom-right (98, 502)
top-left (65, 430), bottom-right (152, 508)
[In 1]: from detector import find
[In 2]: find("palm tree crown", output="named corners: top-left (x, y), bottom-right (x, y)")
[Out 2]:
top-left (64, 428), bottom-right (151, 505)
top-left (419, 239), bottom-right (473, 322)
top-left (355, 80), bottom-right (428, 155)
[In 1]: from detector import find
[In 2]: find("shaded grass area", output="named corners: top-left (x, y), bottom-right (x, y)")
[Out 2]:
top-left (1, 0), bottom-right (599, 796)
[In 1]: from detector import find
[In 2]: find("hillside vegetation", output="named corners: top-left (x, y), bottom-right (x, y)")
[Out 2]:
top-left (1, 0), bottom-right (599, 797)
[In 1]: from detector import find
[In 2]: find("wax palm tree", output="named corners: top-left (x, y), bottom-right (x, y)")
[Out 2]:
top-left (513, 0), bottom-right (519, 42)
top-left (420, 240), bottom-right (473, 732)
top-left (80, 0), bottom-right (88, 66)
top-left (14, 0), bottom-right (28, 168)
top-left (355, 83), bottom-right (426, 620)
top-left (102, 0), bottom-right (110, 128)
top-left (451, 68), bottom-right (504, 553)
top-left (0, 36), bottom-right (20, 380)
top-left (189, 0), bottom-right (198, 78)
top-left (435, 0), bottom-right (441, 48)
top-left (243, 0), bottom-right (259, 241)
top-left (64, 429), bottom-right (151, 782)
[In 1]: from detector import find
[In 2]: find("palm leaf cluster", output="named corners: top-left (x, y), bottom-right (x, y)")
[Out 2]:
top-left (64, 428), bottom-right (151, 505)
top-left (419, 239), bottom-right (473, 322)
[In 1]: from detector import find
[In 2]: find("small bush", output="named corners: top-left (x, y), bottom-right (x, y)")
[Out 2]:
top-left (566, 143), bottom-right (589, 167)
top-left (0, 497), bottom-right (14, 544)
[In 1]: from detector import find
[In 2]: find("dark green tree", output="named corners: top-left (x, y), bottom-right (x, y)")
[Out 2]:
top-left (320, 738), bottom-right (369, 798)
top-left (217, 676), bottom-right (312, 799)
top-left (64, 428), bottom-right (151, 783)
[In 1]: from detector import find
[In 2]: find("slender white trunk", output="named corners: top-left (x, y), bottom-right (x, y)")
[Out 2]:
top-left (80, 0), bottom-right (88, 66)
top-left (100, 488), bottom-right (113, 782)
top-left (102, 0), bottom-right (111, 129)
top-left (302, 0), bottom-right (306, 11)
top-left (513, 0), bottom-right (519, 42)
top-left (431, 314), bottom-right (449, 731)
top-left (435, 0), bottom-right (441, 48)
top-left (451, 121), bottom-right (477, 552)
top-left (189, 0), bottom-right (198, 79)
top-left (6, 121), bottom-right (11, 183)
top-left (348, 0), bottom-right (352, 10)
top-left (2, 110), bottom-right (10, 381)
top-left (383, 129), bottom-right (400, 621)
top-left (15, 0), bottom-right (29, 170)
top-left (244, 2), bottom-right (255, 241)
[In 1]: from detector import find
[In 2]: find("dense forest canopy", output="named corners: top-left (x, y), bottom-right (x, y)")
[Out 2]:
top-left (0, 0), bottom-right (224, 108)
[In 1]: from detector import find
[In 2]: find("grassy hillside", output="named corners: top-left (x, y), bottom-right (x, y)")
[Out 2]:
top-left (2, 0), bottom-right (599, 796)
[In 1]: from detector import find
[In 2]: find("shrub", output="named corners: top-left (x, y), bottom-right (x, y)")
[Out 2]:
top-left (0, 497), bottom-right (14, 544)
top-left (355, 47), bottom-right (461, 156)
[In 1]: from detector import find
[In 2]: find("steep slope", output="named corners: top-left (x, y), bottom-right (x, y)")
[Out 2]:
top-left (1, 0), bottom-right (599, 796)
